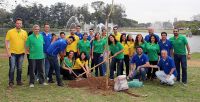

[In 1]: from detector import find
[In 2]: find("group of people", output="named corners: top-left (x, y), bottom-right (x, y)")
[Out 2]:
top-left (5, 18), bottom-right (191, 88)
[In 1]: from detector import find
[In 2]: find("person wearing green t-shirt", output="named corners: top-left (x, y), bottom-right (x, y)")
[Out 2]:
top-left (134, 34), bottom-right (147, 53)
top-left (26, 25), bottom-right (47, 88)
top-left (170, 28), bottom-right (191, 85)
top-left (77, 33), bottom-right (90, 57)
top-left (146, 35), bottom-right (160, 79)
top-left (91, 32), bottom-right (106, 76)
top-left (61, 51), bottom-right (75, 80)
top-left (108, 35), bottom-right (124, 79)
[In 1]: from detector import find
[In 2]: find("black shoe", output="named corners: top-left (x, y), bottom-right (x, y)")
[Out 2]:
top-left (48, 80), bottom-right (55, 83)
top-left (57, 82), bottom-right (64, 87)
top-left (17, 81), bottom-right (24, 86)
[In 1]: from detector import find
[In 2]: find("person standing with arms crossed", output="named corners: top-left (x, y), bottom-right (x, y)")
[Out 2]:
top-left (170, 28), bottom-right (191, 86)
top-left (5, 18), bottom-right (27, 88)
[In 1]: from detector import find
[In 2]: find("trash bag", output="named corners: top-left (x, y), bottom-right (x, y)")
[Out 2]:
top-left (114, 75), bottom-right (129, 91)
top-left (128, 79), bottom-right (143, 88)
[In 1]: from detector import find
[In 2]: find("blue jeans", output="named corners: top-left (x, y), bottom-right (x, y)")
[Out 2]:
top-left (9, 53), bottom-right (24, 83)
top-left (47, 55), bottom-right (61, 84)
top-left (100, 56), bottom-right (106, 76)
top-left (129, 68), bottom-right (147, 81)
top-left (174, 54), bottom-right (187, 83)
top-left (110, 58), bottom-right (124, 79)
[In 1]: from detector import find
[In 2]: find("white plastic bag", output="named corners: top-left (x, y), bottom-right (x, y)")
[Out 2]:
top-left (114, 75), bottom-right (129, 91)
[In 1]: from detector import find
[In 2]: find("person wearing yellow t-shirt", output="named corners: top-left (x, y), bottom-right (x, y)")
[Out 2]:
top-left (5, 18), bottom-right (27, 88)
top-left (73, 52), bottom-right (90, 78)
top-left (66, 27), bottom-right (80, 59)
top-left (120, 33), bottom-right (130, 76)
top-left (127, 34), bottom-right (135, 58)
top-left (113, 26), bottom-right (121, 42)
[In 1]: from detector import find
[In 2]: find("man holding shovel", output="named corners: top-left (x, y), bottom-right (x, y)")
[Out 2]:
top-left (46, 35), bottom-right (75, 86)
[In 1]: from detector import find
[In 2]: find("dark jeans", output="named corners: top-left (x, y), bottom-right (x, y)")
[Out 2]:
top-left (27, 54), bottom-right (37, 76)
top-left (60, 68), bottom-right (75, 80)
top-left (47, 55), bottom-right (62, 84)
top-left (29, 59), bottom-right (45, 84)
top-left (73, 69), bottom-right (87, 78)
top-left (124, 55), bottom-right (130, 76)
top-left (147, 61), bottom-right (158, 79)
top-left (27, 54), bottom-right (31, 76)
top-left (92, 52), bottom-right (104, 77)
top-left (9, 53), bottom-right (24, 84)
top-left (174, 54), bottom-right (187, 83)
top-left (110, 58), bottom-right (124, 79)
top-left (44, 54), bottom-right (50, 79)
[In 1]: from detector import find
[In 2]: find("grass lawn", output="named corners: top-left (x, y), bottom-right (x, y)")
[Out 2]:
top-left (0, 54), bottom-right (200, 102)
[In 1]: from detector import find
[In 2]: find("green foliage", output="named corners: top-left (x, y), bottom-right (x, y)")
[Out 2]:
top-left (174, 21), bottom-right (200, 35)
top-left (0, 1), bottom-right (139, 29)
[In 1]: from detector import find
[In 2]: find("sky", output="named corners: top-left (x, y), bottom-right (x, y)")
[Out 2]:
top-left (2, 0), bottom-right (200, 23)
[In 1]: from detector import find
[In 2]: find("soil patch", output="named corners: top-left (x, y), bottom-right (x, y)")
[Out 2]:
top-left (68, 76), bottom-right (114, 91)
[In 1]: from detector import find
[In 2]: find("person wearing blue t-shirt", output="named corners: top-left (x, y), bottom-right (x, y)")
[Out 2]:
top-left (41, 23), bottom-right (52, 79)
top-left (87, 28), bottom-right (95, 42)
top-left (46, 36), bottom-right (75, 86)
top-left (129, 46), bottom-right (151, 81)
top-left (153, 50), bottom-right (177, 85)
top-left (158, 32), bottom-right (172, 56)
top-left (58, 32), bottom-right (66, 40)
top-left (144, 27), bottom-right (160, 42)
top-left (75, 25), bottom-right (83, 40)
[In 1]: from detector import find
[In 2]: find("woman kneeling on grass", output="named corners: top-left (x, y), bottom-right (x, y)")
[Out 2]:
top-left (61, 51), bottom-right (75, 80)
top-left (72, 52), bottom-right (90, 78)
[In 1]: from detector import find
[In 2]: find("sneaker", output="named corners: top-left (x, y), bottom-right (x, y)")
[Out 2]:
top-left (17, 81), bottom-right (24, 86)
top-left (29, 84), bottom-right (34, 88)
top-left (183, 83), bottom-right (187, 86)
top-left (46, 77), bottom-right (49, 81)
top-left (43, 83), bottom-right (48, 86)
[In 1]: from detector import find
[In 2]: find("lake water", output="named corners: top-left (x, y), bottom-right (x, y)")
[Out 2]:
top-left (127, 32), bottom-right (200, 53)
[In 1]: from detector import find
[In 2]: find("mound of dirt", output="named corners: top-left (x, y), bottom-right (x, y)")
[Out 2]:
top-left (68, 76), bottom-right (114, 91)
